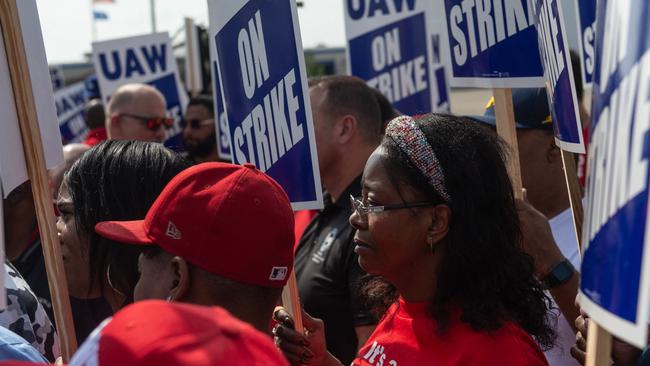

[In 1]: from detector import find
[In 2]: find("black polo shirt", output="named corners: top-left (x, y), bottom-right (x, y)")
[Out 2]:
top-left (295, 177), bottom-right (375, 365)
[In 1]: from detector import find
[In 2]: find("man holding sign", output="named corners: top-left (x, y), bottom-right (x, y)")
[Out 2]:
top-left (209, 0), bottom-right (322, 210)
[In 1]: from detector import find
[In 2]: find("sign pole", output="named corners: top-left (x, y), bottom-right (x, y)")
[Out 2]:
top-left (184, 17), bottom-right (198, 96)
top-left (0, 0), bottom-right (77, 360)
top-left (281, 272), bottom-right (304, 333)
top-left (492, 88), bottom-right (523, 199)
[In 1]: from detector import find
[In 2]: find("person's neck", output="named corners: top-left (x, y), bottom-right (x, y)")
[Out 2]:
top-left (390, 250), bottom-right (439, 303)
top-left (103, 281), bottom-right (127, 314)
top-left (323, 145), bottom-right (374, 202)
top-left (192, 148), bottom-right (220, 164)
top-left (183, 294), bottom-right (272, 333)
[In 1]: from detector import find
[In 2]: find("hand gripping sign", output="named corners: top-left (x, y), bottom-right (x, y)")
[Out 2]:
top-left (438, 0), bottom-right (545, 88)
top-left (92, 33), bottom-right (189, 150)
top-left (344, 0), bottom-right (451, 114)
top-left (580, 0), bottom-right (650, 349)
top-left (208, 0), bottom-right (323, 211)
top-left (574, 0), bottom-right (596, 88)
top-left (530, 0), bottom-right (585, 154)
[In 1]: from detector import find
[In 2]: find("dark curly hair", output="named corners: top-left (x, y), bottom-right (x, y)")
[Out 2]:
top-left (361, 113), bottom-right (555, 350)
top-left (64, 140), bottom-right (191, 308)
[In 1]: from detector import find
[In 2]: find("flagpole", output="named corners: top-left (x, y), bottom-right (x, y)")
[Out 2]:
top-left (150, 0), bottom-right (157, 33)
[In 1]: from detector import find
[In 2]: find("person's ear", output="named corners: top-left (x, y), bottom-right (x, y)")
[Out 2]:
top-left (336, 115), bottom-right (358, 145)
top-left (167, 256), bottom-right (190, 302)
top-left (425, 205), bottom-right (451, 251)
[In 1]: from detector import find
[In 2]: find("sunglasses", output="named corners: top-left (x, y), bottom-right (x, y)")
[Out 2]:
top-left (119, 113), bottom-right (174, 131)
top-left (180, 118), bottom-right (214, 130)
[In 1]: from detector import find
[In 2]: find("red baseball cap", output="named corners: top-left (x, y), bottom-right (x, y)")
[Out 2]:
top-left (68, 300), bottom-right (289, 365)
top-left (95, 162), bottom-right (295, 288)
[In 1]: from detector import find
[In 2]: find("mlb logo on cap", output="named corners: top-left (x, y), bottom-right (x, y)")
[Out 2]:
top-left (270, 267), bottom-right (288, 281)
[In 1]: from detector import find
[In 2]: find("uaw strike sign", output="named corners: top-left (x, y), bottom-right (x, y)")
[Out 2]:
top-left (580, 0), bottom-right (650, 348)
top-left (92, 33), bottom-right (189, 150)
top-left (208, 20), bottom-right (232, 161)
top-left (437, 0), bottom-right (544, 87)
top-left (344, 0), bottom-right (451, 114)
top-left (54, 82), bottom-right (88, 144)
top-left (574, 0), bottom-right (596, 87)
top-left (209, 0), bottom-right (323, 210)
top-left (531, 0), bottom-right (585, 154)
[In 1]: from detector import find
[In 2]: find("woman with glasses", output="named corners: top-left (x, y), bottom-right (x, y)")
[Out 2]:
top-left (273, 114), bottom-right (554, 366)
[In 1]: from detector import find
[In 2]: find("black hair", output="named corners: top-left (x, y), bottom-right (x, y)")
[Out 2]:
top-left (570, 49), bottom-right (584, 102)
top-left (64, 140), bottom-right (191, 308)
top-left (372, 88), bottom-right (400, 132)
top-left (365, 114), bottom-right (555, 349)
top-left (84, 99), bottom-right (105, 130)
top-left (309, 75), bottom-right (382, 143)
top-left (186, 95), bottom-right (214, 116)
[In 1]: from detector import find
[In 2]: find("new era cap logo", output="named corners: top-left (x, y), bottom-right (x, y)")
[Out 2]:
top-left (166, 221), bottom-right (182, 240)
top-left (269, 267), bottom-right (288, 281)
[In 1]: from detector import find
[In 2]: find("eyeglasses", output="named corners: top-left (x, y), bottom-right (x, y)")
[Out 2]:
top-left (118, 113), bottom-right (174, 131)
top-left (350, 195), bottom-right (439, 220)
top-left (180, 118), bottom-right (214, 130)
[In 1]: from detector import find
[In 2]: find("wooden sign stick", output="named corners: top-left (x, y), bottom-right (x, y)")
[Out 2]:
top-left (492, 88), bottom-right (523, 199)
top-left (0, 0), bottom-right (77, 360)
top-left (185, 17), bottom-right (199, 97)
top-left (281, 271), bottom-right (304, 333)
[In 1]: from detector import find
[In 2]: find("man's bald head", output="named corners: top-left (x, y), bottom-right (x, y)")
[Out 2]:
top-left (106, 83), bottom-right (168, 142)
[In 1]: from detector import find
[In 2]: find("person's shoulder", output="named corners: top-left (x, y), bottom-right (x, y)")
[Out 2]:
top-left (0, 327), bottom-right (47, 362)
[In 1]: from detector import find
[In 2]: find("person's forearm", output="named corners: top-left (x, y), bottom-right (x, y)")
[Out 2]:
top-left (549, 271), bottom-right (580, 333)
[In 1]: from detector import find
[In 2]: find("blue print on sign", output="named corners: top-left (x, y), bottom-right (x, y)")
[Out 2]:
top-left (443, 0), bottom-right (543, 80)
top-left (576, 0), bottom-right (596, 85)
top-left (212, 61), bottom-right (232, 160)
top-left (214, 1), bottom-right (318, 205)
top-left (581, 0), bottom-right (650, 329)
top-left (349, 14), bottom-right (431, 115)
top-left (148, 73), bottom-right (184, 151)
top-left (531, 0), bottom-right (584, 153)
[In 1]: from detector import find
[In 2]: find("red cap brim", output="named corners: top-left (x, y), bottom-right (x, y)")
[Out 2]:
top-left (95, 220), bottom-right (154, 246)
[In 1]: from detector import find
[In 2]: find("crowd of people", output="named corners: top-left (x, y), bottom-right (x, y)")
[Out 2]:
top-left (0, 61), bottom-right (645, 365)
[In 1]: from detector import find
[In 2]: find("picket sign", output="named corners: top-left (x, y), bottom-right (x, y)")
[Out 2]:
top-left (0, 0), bottom-right (77, 360)
top-left (281, 273), bottom-right (304, 333)
top-left (184, 17), bottom-right (202, 96)
top-left (492, 89), bottom-right (522, 199)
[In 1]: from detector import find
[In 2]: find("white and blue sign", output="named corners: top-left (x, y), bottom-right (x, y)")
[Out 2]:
top-left (92, 33), bottom-right (189, 150)
top-left (54, 82), bottom-right (88, 144)
top-left (49, 65), bottom-right (64, 91)
top-left (531, 0), bottom-right (585, 154)
top-left (580, 0), bottom-right (650, 348)
top-left (208, 21), bottom-right (232, 161)
top-left (208, 0), bottom-right (323, 210)
top-left (438, 0), bottom-right (545, 88)
top-left (344, 0), bottom-right (450, 114)
top-left (574, 0), bottom-right (596, 87)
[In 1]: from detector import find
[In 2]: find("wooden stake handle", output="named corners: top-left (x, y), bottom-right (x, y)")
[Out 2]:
top-left (281, 271), bottom-right (304, 333)
top-left (0, 1), bottom-right (77, 360)
top-left (560, 150), bottom-right (584, 256)
top-left (493, 88), bottom-right (523, 199)
top-left (586, 322), bottom-right (613, 366)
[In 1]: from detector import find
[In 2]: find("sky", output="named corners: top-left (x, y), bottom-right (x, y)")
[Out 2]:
top-left (35, 0), bottom-right (347, 64)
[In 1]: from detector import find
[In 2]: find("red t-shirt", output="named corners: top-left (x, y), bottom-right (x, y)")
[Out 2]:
top-left (353, 299), bottom-right (548, 366)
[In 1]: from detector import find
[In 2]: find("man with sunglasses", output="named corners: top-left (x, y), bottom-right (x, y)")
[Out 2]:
top-left (182, 95), bottom-right (221, 164)
top-left (106, 84), bottom-right (172, 143)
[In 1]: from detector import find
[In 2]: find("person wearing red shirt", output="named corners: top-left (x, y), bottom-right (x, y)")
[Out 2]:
top-left (82, 99), bottom-right (108, 147)
top-left (274, 114), bottom-right (553, 366)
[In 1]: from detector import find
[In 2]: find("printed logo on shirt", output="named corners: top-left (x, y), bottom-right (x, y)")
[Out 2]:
top-left (269, 266), bottom-right (288, 281)
top-left (166, 221), bottom-right (182, 240)
top-left (311, 228), bottom-right (338, 264)
top-left (362, 341), bottom-right (397, 366)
